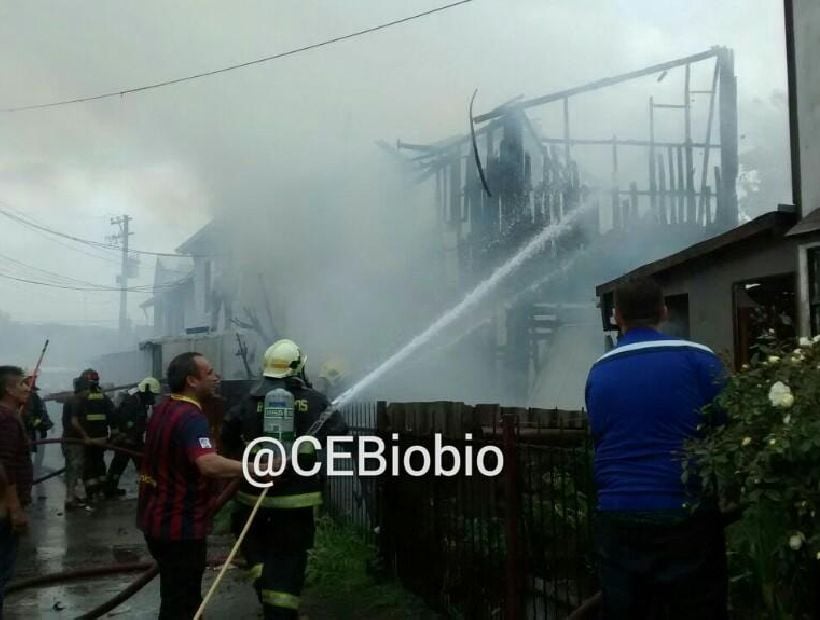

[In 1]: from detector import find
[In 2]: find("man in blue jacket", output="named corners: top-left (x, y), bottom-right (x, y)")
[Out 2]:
top-left (585, 276), bottom-right (728, 619)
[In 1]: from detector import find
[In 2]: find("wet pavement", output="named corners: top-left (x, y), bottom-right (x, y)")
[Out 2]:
top-left (5, 439), bottom-right (261, 619)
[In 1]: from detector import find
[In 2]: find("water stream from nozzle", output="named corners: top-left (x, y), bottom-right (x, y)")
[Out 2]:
top-left (331, 202), bottom-right (594, 409)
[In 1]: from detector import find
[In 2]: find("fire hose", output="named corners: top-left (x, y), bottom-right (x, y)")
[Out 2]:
top-left (33, 467), bottom-right (66, 485)
top-left (193, 405), bottom-right (338, 618)
top-left (31, 436), bottom-right (143, 460)
top-left (13, 436), bottom-right (242, 618)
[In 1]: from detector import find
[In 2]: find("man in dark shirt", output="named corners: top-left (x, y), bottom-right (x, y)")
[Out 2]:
top-left (585, 277), bottom-right (728, 618)
top-left (62, 373), bottom-right (89, 511)
top-left (138, 352), bottom-right (244, 619)
top-left (0, 365), bottom-right (33, 616)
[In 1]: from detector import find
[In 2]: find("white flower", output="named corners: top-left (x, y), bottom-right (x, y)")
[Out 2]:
top-left (800, 337), bottom-right (812, 347)
top-left (813, 334), bottom-right (820, 344)
top-left (769, 381), bottom-right (794, 408)
top-left (741, 363), bottom-right (750, 370)
top-left (789, 532), bottom-right (805, 550)
top-left (783, 415), bottom-right (792, 424)
top-left (816, 551), bottom-right (820, 560)
top-left (768, 355), bottom-right (780, 364)
top-left (769, 437), bottom-right (777, 446)
top-left (769, 328), bottom-right (776, 335)
top-left (741, 436), bottom-right (752, 446)
top-left (782, 393), bottom-right (795, 408)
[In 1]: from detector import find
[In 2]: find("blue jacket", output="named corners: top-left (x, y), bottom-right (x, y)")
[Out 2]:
top-left (585, 328), bottom-right (726, 512)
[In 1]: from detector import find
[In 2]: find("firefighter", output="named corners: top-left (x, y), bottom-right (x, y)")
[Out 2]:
top-left (104, 376), bottom-right (159, 498)
top-left (222, 338), bottom-right (348, 619)
top-left (22, 376), bottom-right (54, 500)
top-left (316, 357), bottom-right (350, 403)
top-left (71, 369), bottom-right (113, 503)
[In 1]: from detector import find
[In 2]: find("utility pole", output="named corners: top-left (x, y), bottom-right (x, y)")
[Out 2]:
top-left (108, 215), bottom-right (133, 338)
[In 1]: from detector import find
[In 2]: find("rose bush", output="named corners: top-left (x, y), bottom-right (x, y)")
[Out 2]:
top-left (686, 330), bottom-right (820, 619)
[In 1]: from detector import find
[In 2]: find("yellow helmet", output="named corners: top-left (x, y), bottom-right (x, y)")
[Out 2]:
top-left (138, 376), bottom-right (161, 394)
top-left (319, 358), bottom-right (349, 387)
top-left (263, 339), bottom-right (306, 379)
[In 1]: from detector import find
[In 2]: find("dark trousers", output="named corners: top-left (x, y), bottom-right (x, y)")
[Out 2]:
top-left (107, 441), bottom-right (142, 484)
top-left (595, 510), bottom-right (728, 619)
top-left (0, 518), bottom-right (19, 620)
top-left (83, 445), bottom-right (107, 490)
top-left (232, 505), bottom-right (314, 619)
top-left (145, 535), bottom-right (207, 620)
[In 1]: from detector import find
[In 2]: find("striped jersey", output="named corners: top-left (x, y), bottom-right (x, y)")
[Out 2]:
top-left (585, 327), bottom-right (726, 512)
top-left (137, 395), bottom-right (217, 540)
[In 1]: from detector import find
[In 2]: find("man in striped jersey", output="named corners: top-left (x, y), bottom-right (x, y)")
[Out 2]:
top-left (137, 352), bottom-right (244, 619)
top-left (586, 276), bottom-right (728, 619)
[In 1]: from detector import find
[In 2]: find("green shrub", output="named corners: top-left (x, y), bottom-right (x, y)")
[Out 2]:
top-left (686, 331), bottom-right (820, 619)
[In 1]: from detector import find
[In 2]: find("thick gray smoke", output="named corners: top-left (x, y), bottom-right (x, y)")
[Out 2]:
top-left (0, 1), bottom-right (792, 407)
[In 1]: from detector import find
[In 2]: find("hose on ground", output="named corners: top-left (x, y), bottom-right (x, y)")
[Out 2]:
top-left (6, 562), bottom-right (153, 594)
top-left (194, 486), bottom-right (268, 619)
top-left (76, 478), bottom-right (241, 619)
top-left (33, 467), bottom-right (66, 485)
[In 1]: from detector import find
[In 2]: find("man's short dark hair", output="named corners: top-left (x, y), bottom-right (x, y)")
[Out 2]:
top-left (167, 352), bottom-right (203, 393)
top-left (0, 366), bottom-right (24, 400)
top-left (614, 276), bottom-right (665, 327)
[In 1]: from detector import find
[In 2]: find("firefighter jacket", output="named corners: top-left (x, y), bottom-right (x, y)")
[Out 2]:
top-left (75, 388), bottom-right (113, 438)
top-left (24, 389), bottom-right (53, 448)
top-left (111, 391), bottom-right (148, 443)
top-left (222, 376), bottom-right (349, 511)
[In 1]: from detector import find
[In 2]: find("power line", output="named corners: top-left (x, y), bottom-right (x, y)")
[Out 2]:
top-left (1, 0), bottom-right (474, 113)
top-left (0, 251), bottom-right (113, 288)
top-left (0, 270), bottom-right (189, 293)
top-left (0, 203), bottom-right (209, 258)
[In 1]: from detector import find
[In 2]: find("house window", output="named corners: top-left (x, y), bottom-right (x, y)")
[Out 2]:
top-left (806, 247), bottom-right (820, 336)
top-left (733, 273), bottom-right (797, 368)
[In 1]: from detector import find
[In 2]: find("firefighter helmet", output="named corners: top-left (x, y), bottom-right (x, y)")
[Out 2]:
top-left (84, 368), bottom-right (100, 386)
top-left (262, 339), bottom-right (306, 379)
top-left (138, 376), bottom-right (161, 394)
top-left (319, 358), bottom-right (349, 388)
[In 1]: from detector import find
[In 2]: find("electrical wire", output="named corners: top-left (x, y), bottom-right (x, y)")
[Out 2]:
top-left (0, 270), bottom-right (190, 293)
top-left (0, 204), bottom-right (212, 258)
top-left (0, 0), bottom-right (474, 113)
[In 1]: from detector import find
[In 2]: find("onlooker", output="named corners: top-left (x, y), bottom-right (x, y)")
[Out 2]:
top-left (137, 352), bottom-right (244, 619)
top-left (0, 366), bottom-right (33, 617)
top-left (0, 461), bottom-right (12, 617)
top-left (585, 277), bottom-right (728, 619)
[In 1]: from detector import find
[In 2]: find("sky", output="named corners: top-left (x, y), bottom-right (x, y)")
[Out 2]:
top-left (0, 0), bottom-right (790, 332)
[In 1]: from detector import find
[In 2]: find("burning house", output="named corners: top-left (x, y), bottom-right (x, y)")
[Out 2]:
top-left (393, 46), bottom-right (740, 407)
top-left (596, 0), bottom-right (820, 370)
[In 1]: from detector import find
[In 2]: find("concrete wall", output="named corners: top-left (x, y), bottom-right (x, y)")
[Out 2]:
top-left (150, 331), bottom-right (255, 381)
top-left (795, 0), bottom-right (820, 214)
top-left (656, 237), bottom-right (799, 360)
top-left (91, 349), bottom-right (153, 387)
